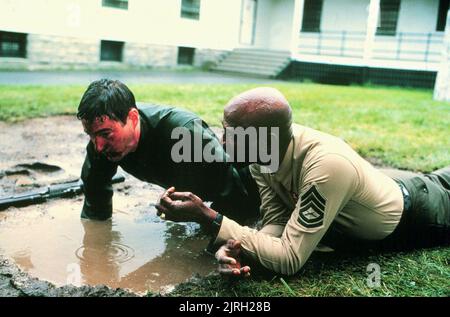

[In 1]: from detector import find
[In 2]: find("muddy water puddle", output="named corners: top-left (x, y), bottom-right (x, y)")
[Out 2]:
top-left (0, 116), bottom-right (219, 295)
top-left (0, 193), bottom-right (216, 295)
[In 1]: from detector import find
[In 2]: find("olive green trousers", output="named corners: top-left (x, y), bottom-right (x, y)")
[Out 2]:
top-left (322, 166), bottom-right (450, 251)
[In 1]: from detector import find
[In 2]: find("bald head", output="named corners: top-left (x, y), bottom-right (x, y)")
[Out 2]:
top-left (224, 87), bottom-right (292, 130)
top-left (222, 88), bottom-right (294, 170)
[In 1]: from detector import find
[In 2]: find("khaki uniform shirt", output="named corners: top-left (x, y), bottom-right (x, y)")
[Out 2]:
top-left (213, 123), bottom-right (404, 275)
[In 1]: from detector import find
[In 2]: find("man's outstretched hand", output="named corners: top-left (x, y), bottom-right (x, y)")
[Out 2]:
top-left (155, 187), bottom-right (217, 225)
top-left (157, 190), bottom-right (250, 277)
top-left (216, 239), bottom-right (250, 277)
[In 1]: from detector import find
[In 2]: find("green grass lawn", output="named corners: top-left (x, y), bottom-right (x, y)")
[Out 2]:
top-left (1, 82), bottom-right (448, 171)
top-left (0, 82), bottom-right (449, 296)
top-left (169, 247), bottom-right (450, 297)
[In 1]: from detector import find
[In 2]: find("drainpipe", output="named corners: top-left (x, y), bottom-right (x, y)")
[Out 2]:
top-left (434, 8), bottom-right (450, 101)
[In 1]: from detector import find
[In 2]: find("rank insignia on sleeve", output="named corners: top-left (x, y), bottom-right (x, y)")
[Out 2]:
top-left (298, 185), bottom-right (326, 228)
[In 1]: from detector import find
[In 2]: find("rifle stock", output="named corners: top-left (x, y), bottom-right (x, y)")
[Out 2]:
top-left (0, 173), bottom-right (125, 210)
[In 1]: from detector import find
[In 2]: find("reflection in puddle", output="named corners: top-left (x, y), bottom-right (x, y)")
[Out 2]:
top-left (0, 196), bottom-right (216, 295)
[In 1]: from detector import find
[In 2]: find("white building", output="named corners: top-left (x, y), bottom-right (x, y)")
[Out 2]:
top-left (0, 0), bottom-right (241, 69)
top-left (0, 0), bottom-right (449, 88)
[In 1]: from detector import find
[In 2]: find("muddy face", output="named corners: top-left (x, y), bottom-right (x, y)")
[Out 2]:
top-left (81, 111), bottom-right (140, 162)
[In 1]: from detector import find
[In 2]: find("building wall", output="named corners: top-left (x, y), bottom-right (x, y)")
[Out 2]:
top-left (252, 0), bottom-right (272, 49)
top-left (0, 0), bottom-right (447, 73)
top-left (251, 0), bottom-right (296, 51)
top-left (0, 0), bottom-right (242, 49)
top-left (397, 0), bottom-right (441, 33)
top-left (193, 49), bottom-right (228, 68)
top-left (319, 0), bottom-right (442, 33)
top-left (372, 0), bottom-right (443, 68)
top-left (27, 34), bottom-right (99, 67)
top-left (267, 0), bottom-right (296, 50)
top-left (321, 0), bottom-right (369, 32)
top-left (289, 0), bottom-right (447, 87)
top-left (295, 0), bottom-right (446, 72)
top-left (3, 33), bottom-right (227, 70)
top-left (17, 34), bottom-right (180, 69)
top-left (124, 43), bottom-right (178, 68)
top-left (297, 0), bottom-right (369, 62)
top-left (0, 0), bottom-right (240, 69)
top-left (434, 8), bottom-right (450, 101)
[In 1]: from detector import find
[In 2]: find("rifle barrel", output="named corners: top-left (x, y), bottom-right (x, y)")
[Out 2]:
top-left (0, 173), bottom-right (125, 210)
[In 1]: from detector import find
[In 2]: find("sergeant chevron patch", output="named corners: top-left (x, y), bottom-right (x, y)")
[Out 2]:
top-left (298, 185), bottom-right (326, 228)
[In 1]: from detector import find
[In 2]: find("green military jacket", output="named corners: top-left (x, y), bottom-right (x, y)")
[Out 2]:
top-left (80, 103), bottom-right (256, 220)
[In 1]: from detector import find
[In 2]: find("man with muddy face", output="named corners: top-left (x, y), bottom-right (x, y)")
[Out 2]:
top-left (156, 87), bottom-right (450, 277)
top-left (77, 79), bottom-right (260, 222)
top-left (81, 111), bottom-right (140, 163)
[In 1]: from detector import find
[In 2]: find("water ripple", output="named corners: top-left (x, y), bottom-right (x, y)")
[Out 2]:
top-left (75, 242), bottom-right (135, 264)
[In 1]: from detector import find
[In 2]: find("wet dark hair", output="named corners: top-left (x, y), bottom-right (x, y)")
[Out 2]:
top-left (77, 79), bottom-right (136, 124)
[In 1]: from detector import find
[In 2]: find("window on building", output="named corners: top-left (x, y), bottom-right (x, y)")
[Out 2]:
top-left (0, 31), bottom-right (27, 58)
top-left (376, 0), bottom-right (401, 36)
top-left (177, 47), bottom-right (195, 65)
top-left (436, 0), bottom-right (449, 31)
top-left (100, 40), bottom-right (124, 62)
top-left (181, 0), bottom-right (200, 20)
top-left (102, 0), bottom-right (128, 10)
top-left (301, 0), bottom-right (323, 32)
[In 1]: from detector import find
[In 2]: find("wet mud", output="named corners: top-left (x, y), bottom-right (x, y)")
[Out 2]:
top-left (0, 116), bottom-right (218, 296)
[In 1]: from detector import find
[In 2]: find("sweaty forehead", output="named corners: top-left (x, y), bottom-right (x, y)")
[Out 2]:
top-left (82, 116), bottom-right (115, 134)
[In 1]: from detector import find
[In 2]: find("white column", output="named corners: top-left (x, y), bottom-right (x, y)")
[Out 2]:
top-left (289, 0), bottom-right (304, 55)
top-left (363, 0), bottom-right (380, 65)
top-left (434, 8), bottom-right (450, 101)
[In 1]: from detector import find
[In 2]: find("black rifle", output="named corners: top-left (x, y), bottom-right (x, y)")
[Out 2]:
top-left (0, 173), bottom-right (125, 210)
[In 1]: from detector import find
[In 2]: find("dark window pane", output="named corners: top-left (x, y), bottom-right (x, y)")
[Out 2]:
top-left (181, 0), bottom-right (200, 20)
top-left (0, 31), bottom-right (27, 58)
top-left (301, 0), bottom-right (323, 33)
top-left (100, 40), bottom-right (124, 62)
top-left (377, 0), bottom-right (401, 36)
top-left (177, 47), bottom-right (195, 65)
top-left (102, 0), bottom-right (128, 10)
top-left (436, 0), bottom-right (449, 31)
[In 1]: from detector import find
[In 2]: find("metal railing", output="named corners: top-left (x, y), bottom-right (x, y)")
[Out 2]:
top-left (372, 32), bottom-right (443, 62)
top-left (298, 31), bottom-right (444, 63)
top-left (299, 31), bottom-right (366, 58)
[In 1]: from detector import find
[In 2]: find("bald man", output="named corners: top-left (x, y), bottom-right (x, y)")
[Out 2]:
top-left (156, 87), bottom-right (450, 276)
